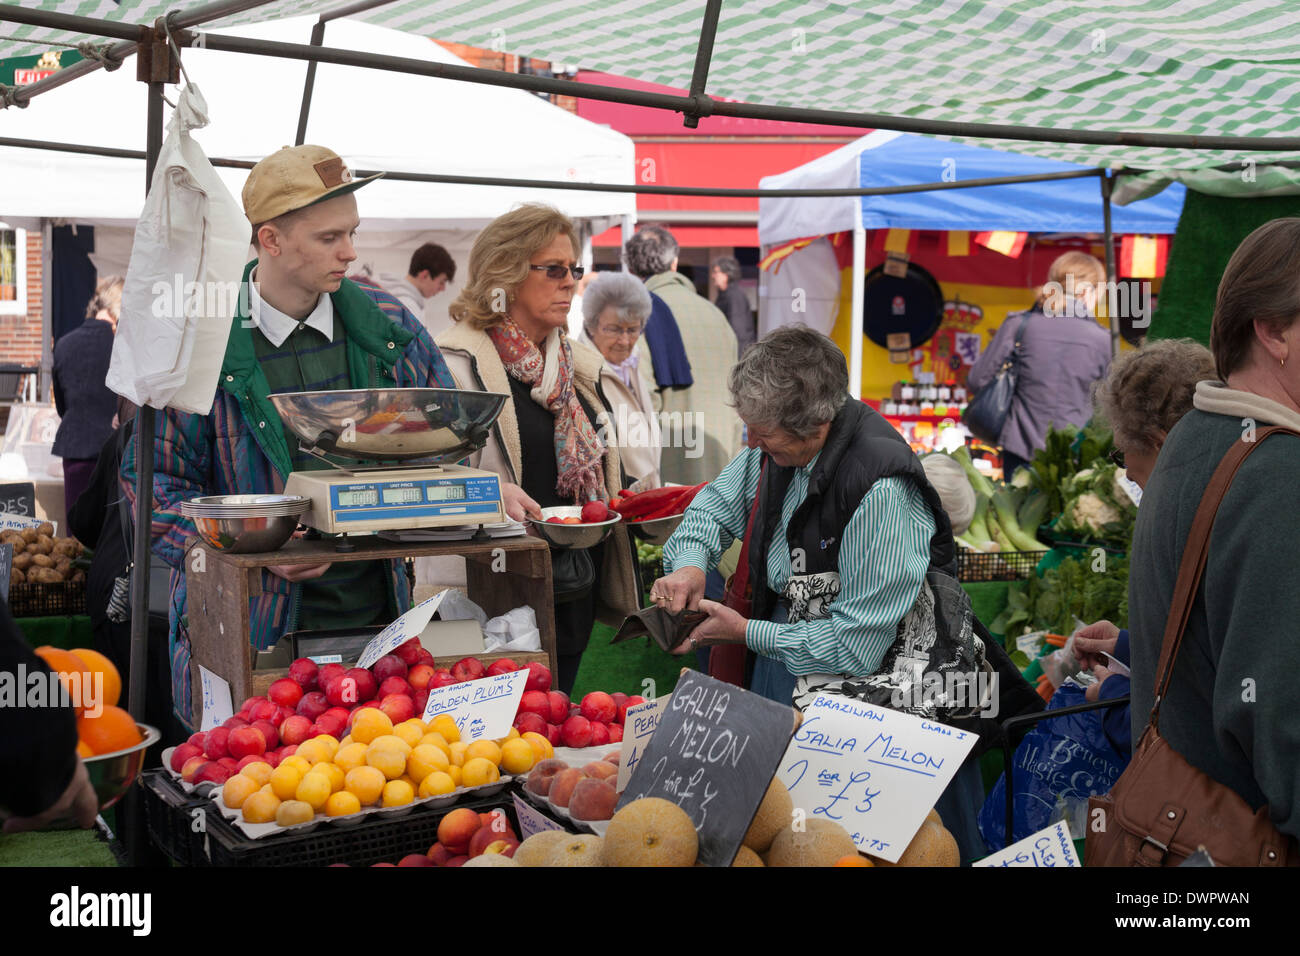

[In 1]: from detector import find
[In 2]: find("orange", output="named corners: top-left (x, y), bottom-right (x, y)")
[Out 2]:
top-left (70, 647), bottom-right (122, 709)
top-left (35, 647), bottom-right (92, 716)
top-left (833, 854), bottom-right (874, 867)
top-left (76, 704), bottom-right (142, 755)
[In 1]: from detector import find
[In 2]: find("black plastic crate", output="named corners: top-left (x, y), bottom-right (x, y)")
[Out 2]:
top-left (955, 548), bottom-right (1043, 582)
top-left (139, 770), bottom-right (208, 866)
top-left (141, 769), bottom-right (520, 867)
top-left (8, 580), bottom-right (87, 617)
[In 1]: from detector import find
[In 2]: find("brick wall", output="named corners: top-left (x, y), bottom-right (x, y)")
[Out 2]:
top-left (0, 230), bottom-right (44, 371)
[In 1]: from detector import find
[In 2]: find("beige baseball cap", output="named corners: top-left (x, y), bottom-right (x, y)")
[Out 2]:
top-left (242, 144), bottom-right (383, 225)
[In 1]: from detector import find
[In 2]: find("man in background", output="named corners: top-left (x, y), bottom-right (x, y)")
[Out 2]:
top-left (377, 241), bottom-right (456, 326)
top-left (624, 226), bottom-right (740, 485)
top-left (711, 256), bottom-right (755, 357)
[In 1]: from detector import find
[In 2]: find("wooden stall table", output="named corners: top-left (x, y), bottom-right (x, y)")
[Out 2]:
top-left (184, 534), bottom-right (554, 728)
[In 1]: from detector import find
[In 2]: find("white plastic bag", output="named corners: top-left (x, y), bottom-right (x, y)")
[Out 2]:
top-left (436, 589), bottom-right (489, 628)
top-left (483, 606), bottom-right (541, 653)
top-left (107, 83), bottom-right (249, 415)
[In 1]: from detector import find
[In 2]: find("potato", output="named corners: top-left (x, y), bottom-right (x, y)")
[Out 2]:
top-left (19, 528), bottom-right (37, 544)
top-left (31, 552), bottom-right (54, 568)
top-left (31, 567), bottom-right (63, 585)
top-left (9, 568), bottom-right (22, 588)
top-left (32, 534), bottom-right (54, 555)
top-left (13, 552), bottom-right (32, 571)
top-left (70, 569), bottom-right (86, 585)
top-left (53, 539), bottom-right (79, 557)
top-left (25, 566), bottom-right (43, 584)
top-left (36, 522), bottom-right (54, 537)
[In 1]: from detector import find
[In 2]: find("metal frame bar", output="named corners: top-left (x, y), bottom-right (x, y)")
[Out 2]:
top-left (0, 134), bottom-right (1109, 198)
top-left (682, 0), bottom-right (722, 129)
top-left (5, 4), bottom-right (1300, 154)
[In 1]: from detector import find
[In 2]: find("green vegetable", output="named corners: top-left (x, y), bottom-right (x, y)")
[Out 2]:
top-left (952, 445), bottom-right (996, 499)
top-left (991, 488), bottom-right (1048, 552)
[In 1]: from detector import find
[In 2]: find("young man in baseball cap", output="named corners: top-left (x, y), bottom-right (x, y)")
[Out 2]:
top-left (124, 145), bottom-right (531, 728)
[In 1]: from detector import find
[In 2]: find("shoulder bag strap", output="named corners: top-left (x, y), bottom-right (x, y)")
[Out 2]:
top-left (1149, 425), bottom-right (1298, 730)
top-left (725, 457), bottom-right (768, 606)
top-left (1002, 312), bottom-right (1033, 373)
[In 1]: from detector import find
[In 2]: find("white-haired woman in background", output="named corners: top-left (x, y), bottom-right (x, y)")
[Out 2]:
top-left (577, 271), bottom-right (662, 491)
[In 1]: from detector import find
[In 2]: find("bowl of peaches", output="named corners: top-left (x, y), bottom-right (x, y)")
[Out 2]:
top-left (528, 501), bottom-right (621, 550)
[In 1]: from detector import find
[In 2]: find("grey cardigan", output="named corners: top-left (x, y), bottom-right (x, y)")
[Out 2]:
top-left (966, 306), bottom-right (1111, 461)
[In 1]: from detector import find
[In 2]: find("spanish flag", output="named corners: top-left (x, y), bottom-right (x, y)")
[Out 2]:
top-left (947, 231), bottom-right (971, 257)
top-left (1120, 235), bottom-right (1170, 278)
top-left (871, 228), bottom-right (918, 256)
top-left (974, 230), bottom-right (1027, 258)
top-left (759, 235), bottom-right (818, 273)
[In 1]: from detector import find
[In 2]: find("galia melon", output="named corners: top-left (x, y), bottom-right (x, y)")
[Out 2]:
top-left (873, 817), bottom-right (960, 867)
top-left (731, 845), bottom-right (765, 867)
top-left (548, 834), bottom-right (605, 866)
top-left (743, 777), bottom-right (793, 853)
top-left (513, 830), bottom-right (570, 867)
top-left (766, 818), bottom-right (858, 867)
top-left (604, 797), bottom-right (698, 867)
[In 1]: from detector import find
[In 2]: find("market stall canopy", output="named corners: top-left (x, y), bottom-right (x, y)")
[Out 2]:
top-left (6, 1), bottom-right (1300, 173)
top-left (758, 131), bottom-right (1187, 248)
top-left (0, 16), bottom-right (636, 230)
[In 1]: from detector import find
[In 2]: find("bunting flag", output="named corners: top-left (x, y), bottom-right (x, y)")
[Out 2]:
top-left (1119, 234), bottom-right (1170, 278)
top-left (947, 231), bottom-right (971, 257)
top-left (974, 230), bottom-right (1028, 258)
top-left (759, 235), bottom-right (818, 273)
top-left (872, 228), bottom-right (917, 255)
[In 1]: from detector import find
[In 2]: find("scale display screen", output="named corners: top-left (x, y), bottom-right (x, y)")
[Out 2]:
top-left (336, 489), bottom-right (379, 508)
top-left (381, 486), bottom-right (423, 505)
top-left (426, 485), bottom-right (467, 502)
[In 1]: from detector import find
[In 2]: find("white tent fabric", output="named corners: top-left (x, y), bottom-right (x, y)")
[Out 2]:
top-left (0, 17), bottom-right (634, 335)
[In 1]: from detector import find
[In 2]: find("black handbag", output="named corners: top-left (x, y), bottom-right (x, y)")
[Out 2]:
top-left (963, 312), bottom-right (1031, 445)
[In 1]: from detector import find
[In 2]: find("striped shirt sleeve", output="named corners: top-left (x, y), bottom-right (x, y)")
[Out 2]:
top-left (662, 447), bottom-right (761, 575)
top-left (747, 476), bottom-right (935, 677)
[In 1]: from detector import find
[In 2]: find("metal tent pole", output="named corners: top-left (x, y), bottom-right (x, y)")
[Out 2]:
top-left (681, 0), bottom-right (722, 129)
top-left (294, 19), bottom-right (327, 146)
top-left (1101, 172), bottom-right (1119, 356)
top-left (849, 224), bottom-right (866, 401)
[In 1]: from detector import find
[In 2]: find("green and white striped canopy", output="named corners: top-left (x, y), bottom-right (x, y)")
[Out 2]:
top-left (5, 0), bottom-right (1300, 172)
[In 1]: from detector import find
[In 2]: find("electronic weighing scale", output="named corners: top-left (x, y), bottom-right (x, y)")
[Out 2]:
top-left (269, 388), bottom-right (511, 542)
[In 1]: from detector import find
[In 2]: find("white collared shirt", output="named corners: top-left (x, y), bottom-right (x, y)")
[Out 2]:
top-left (248, 267), bottom-right (334, 347)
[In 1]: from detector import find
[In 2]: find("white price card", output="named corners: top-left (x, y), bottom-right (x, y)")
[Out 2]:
top-left (973, 821), bottom-right (1080, 868)
top-left (616, 695), bottom-right (668, 793)
top-left (420, 669), bottom-right (527, 741)
top-left (355, 590), bottom-right (449, 669)
top-left (777, 695), bottom-right (978, 863)
top-left (0, 512), bottom-right (54, 534)
top-left (198, 665), bottom-right (234, 731)
top-left (513, 793), bottom-right (566, 840)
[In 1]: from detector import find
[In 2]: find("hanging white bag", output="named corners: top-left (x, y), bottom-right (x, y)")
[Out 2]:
top-left (107, 83), bottom-right (249, 415)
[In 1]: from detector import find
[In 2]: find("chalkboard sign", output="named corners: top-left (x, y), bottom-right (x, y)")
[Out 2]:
top-left (616, 670), bottom-right (800, 867)
top-left (0, 541), bottom-right (11, 603)
top-left (0, 482), bottom-right (36, 519)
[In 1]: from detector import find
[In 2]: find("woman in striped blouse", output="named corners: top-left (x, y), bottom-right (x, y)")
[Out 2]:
top-left (650, 326), bottom-right (956, 704)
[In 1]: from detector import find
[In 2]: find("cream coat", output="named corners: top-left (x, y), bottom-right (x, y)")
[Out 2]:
top-left (434, 320), bottom-right (641, 625)
top-left (577, 328), bottom-right (662, 491)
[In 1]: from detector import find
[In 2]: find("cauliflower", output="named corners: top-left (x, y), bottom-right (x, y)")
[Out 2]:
top-left (1009, 467), bottom-right (1034, 489)
top-left (1065, 492), bottom-right (1123, 533)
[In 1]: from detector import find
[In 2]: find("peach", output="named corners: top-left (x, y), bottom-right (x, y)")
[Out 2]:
top-left (482, 838), bottom-right (519, 857)
top-left (550, 768), bottom-right (584, 808)
top-left (445, 855), bottom-right (469, 867)
top-left (604, 749), bottom-right (622, 764)
top-left (437, 807), bottom-right (482, 856)
top-left (525, 758), bottom-right (568, 797)
top-left (426, 842), bottom-right (453, 866)
top-left (582, 761), bottom-right (618, 781)
top-left (398, 853), bottom-right (434, 867)
top-left (568, 778), bottom-right (619, 822)
top-left (468, 825), bottom-right (499, 858)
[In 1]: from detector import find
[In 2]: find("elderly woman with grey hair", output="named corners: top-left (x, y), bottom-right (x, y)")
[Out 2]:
top-left (576, 272), bottom-right (662, 490)
top-left (650, 325), bottom-right (957, 703)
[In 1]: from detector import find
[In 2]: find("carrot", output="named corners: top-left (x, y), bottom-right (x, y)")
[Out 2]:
top-left (1044, 633), bottom-right (1067, 647)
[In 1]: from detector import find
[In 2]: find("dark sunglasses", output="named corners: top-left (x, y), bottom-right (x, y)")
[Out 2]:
top-left (1108, 448), bottom-right (1125, 468)
top-left (529, 264), bottom-right (584, 281)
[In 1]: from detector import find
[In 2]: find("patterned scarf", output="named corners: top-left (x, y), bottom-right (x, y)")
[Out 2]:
top-left (486, 319), bottom-right (606, 501)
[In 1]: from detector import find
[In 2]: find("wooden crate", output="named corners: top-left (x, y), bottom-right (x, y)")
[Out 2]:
top-left (186, 534), bottom-right (555, 726)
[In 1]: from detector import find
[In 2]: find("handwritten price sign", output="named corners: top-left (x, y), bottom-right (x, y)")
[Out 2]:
top-left (777, 695), bottom-right (977, 863)
top-left (420, 669), bottom-right (527, 741)
top-left (974, 821), bottom-right (1080, 868)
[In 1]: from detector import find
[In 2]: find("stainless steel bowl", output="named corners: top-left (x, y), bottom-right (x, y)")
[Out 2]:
top-left (624, 512), bottom-right (687, 546)
top-left (84, 723), bottom-right (160, 811)
top-left (180, 495), bottom-right (310, 553)
top-left (269, 388), bottom-right (509, 463)
top-left (529, 506), bottom-right (621, 550)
